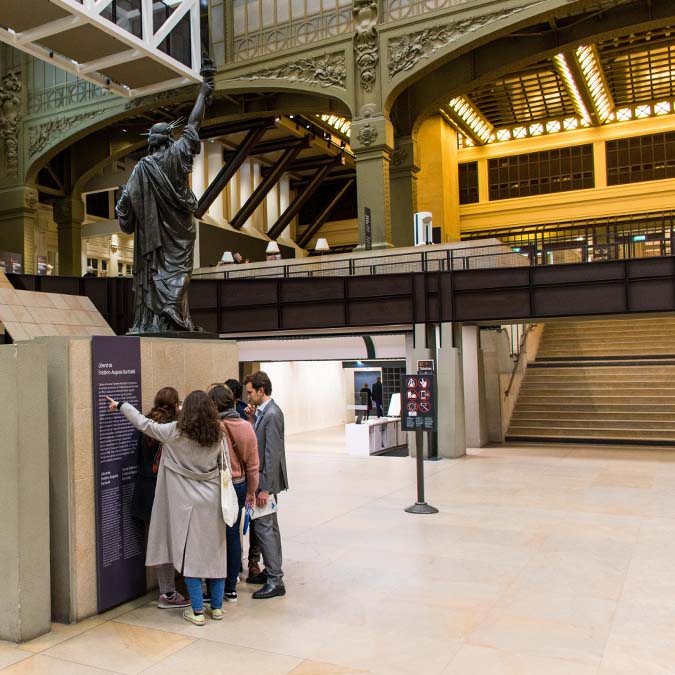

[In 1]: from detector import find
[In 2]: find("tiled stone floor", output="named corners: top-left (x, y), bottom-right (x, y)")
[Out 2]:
top-left (3, 428), bottom-right (675, 674)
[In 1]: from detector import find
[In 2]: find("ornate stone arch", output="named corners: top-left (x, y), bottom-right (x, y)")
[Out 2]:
top-left (384, 0), bottom-right (675, 135)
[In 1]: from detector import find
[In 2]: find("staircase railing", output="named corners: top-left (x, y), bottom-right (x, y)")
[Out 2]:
top-left (505, 324), bottom-right (538, 398)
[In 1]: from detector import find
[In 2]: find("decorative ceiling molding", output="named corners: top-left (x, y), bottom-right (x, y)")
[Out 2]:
top-left (387, 4), bottom-right (544, 79)
top-left (353, 1), bottom-right (379, 92)
top-left (28, 109), bottom-right (105, 157)
top-left (0, 71), bottom-right (22, 177)
top-left (235, 53), bottom-right (347, 90)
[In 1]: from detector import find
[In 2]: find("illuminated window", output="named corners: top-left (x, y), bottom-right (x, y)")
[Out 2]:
top-left (616, 108), bottom-right (633, 121)
top-left (512, 126), bottom-right (527, 139)
top-left (563, 118), bottom-right (579, 131)
top-left (529, 123), bottom-right (544, 136)
top-left (635, 104), bottom-right (652, 118)
top-left (546, 120), bottom-right (562, 133)
top-left (496, 129), bottom-right (511, 142)
top-left (655, 101), bottom-right (672, 115)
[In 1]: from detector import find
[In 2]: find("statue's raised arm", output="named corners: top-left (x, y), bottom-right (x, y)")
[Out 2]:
top-left (188, 54), bottom-right (216, 132)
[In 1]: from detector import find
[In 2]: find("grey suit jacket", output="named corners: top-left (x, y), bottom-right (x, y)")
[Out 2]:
top-left (254, 399), bottom-right (288, 494)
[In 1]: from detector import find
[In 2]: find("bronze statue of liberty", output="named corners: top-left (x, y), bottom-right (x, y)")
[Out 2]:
top-left (115, 58), bottom-right (214, 334)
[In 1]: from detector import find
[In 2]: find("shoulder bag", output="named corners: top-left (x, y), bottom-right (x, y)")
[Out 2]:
top-left (219, 437), bottom-right (239, 527)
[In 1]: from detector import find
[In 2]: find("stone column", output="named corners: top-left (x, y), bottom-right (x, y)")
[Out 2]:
top-left (405, 322), bottom-right (466, 459)
top-left (437, 322), bottom-right (466, 458)
top-left (352, 114), bottom-right (394, 249)
top-left (54, 195), bottom-right (85, 276)
top-left (0, 341), bottom-right (50, 642)
top-left (417, 115), bottom-right (461, 242)
top-left (389, 136), bottom-right (419, 247)
top-left (462, 325), bottom-right (489, 448)
top-left (0, 184), bottom-right (38, 273)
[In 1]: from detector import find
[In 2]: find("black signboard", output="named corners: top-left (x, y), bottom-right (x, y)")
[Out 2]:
top-left (91, 335), bottom-right (145, 612)
top-left (364, 206), bottom-right (372, 251)
top-left (401, 373), bottom-right (436, 431)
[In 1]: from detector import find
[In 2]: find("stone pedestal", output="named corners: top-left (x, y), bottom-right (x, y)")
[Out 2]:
top-left (0, 341), bottom-right (50, 642)
top-left (43, 335), bottom-right (239, 623)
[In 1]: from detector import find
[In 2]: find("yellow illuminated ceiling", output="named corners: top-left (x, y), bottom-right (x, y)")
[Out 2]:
top-left (449, 26), bottom-right (675, 147)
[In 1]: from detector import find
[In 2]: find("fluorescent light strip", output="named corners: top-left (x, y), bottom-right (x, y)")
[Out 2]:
top-left (449, 96), bottom-right (493, 144)
top-left (575, 45), bottom-right (612, 123)
top-left (553, 53), bottom-right (591, 123)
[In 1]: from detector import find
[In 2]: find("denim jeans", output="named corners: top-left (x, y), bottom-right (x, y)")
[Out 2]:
top-left (185, 577), bottom-right (224, 611)
top-left (226, 480), bottom-right (247, 591)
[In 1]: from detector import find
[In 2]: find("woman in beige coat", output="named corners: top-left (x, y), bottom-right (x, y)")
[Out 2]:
top-left (107, 390), bottom-right (227, 626)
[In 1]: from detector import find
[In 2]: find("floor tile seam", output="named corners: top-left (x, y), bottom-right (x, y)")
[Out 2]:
top-left (134, 634), bottom-right (202, 675)
top-left (190, 634), bottom-right (308, 666)
top-left (462, 542), bottom-right (543, 631)
top-left (597, 515), bottom-right (648, 671)
top-left (20, 616), bottom-right (112, 656)
top-left (445, 642), bottom-right (602, 673)
top-left (23, 651), bottom-right (126, 674)
top-left (110, 617), bottom-right (311, 664)
top-left (464, 634), bottom-right (604, 668)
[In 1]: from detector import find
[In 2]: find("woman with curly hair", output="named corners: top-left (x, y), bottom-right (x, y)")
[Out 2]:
top-left (130, 386), bottom-right (190, 610)
top-left (107, 389), bottom-right (227, 626)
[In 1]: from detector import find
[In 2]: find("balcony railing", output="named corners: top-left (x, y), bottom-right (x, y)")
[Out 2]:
top-left (195, 216), bottom-right (675, 281)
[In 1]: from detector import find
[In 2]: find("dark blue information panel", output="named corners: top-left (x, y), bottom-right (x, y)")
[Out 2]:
top-left (91, 335), bottom-right (145, 612)
top-left (401, 373), bottom-right (436, 431)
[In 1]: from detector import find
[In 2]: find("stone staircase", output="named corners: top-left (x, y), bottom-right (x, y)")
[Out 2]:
top-left (506, 317), bottom-right (675, 445)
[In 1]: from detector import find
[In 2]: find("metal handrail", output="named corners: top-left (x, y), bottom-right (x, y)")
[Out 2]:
top-left (504, 324), bottom-right (537, 398)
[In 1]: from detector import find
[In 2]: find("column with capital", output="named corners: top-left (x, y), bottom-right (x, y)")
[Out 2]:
top-left (389, 136), bottom-right (420, 247)
top-left (352, 114), bottom-right (394, 249)
top-left (54, 195), bottom-right (85, 276)
top-left (0, 185), bottom-right (38, 274)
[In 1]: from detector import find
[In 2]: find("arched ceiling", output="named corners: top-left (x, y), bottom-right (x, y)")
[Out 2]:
top-left (388, 0), bottom-right (675, 140)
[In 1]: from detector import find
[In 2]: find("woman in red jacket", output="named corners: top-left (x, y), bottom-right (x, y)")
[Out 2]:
top-left (209, 384), bottom-right (259, 602)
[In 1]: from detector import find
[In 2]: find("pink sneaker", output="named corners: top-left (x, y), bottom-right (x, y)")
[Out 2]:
top-left (158, 592), bottom-right (191, 609)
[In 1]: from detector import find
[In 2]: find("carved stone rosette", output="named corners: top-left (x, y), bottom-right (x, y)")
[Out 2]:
top-left (236, 53), bottom-right (347, 89)
top-left (0, 72), bottom-right (22, 177)
top-left (357, 123), bottom-right (379, 147)
top-left (388, 5), bottom-right (538, 78)
top-left (353, 1), bottom-right (379, 93)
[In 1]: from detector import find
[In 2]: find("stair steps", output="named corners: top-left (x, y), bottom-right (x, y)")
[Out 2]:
top-left (505, 317), bottom-right (675, 446)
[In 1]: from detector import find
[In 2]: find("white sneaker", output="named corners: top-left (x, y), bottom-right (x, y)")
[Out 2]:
top-left (182, 609), bottom-right (205, 626)
top-left (207, 607), bottom-right (224, 620)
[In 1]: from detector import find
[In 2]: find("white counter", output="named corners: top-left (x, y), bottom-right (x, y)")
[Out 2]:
top-left (345, 417), bottom-right (407, 456)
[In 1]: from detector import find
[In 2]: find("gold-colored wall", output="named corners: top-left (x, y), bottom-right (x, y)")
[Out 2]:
top-left (456, 114), bottom-right (675, 234)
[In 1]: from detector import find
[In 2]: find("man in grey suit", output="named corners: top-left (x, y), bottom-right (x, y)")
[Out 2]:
top-left (243, 371), bottom-right (289, 599)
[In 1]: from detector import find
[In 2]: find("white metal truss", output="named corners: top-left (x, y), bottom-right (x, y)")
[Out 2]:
top-left (0, 0), bottom-right (201, 98)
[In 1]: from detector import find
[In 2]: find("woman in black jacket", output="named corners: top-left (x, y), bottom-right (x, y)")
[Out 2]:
top-left (131, 386), bottom-right (190, 609)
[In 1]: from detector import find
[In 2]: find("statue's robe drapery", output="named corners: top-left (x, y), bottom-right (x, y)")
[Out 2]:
top-left (116, 126), bottom-right (200, 333)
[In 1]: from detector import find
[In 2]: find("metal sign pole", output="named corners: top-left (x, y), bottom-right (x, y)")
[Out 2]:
top-left (405, 431), bottom-right (438, 514)
top-left (402, 372), bottom-right (439, 515)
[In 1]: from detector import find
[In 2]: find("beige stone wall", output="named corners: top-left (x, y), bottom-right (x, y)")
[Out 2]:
top-left (0, 341), bottom-right (50, 642)
top-left (46, 336), bottom-right (238, 623)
